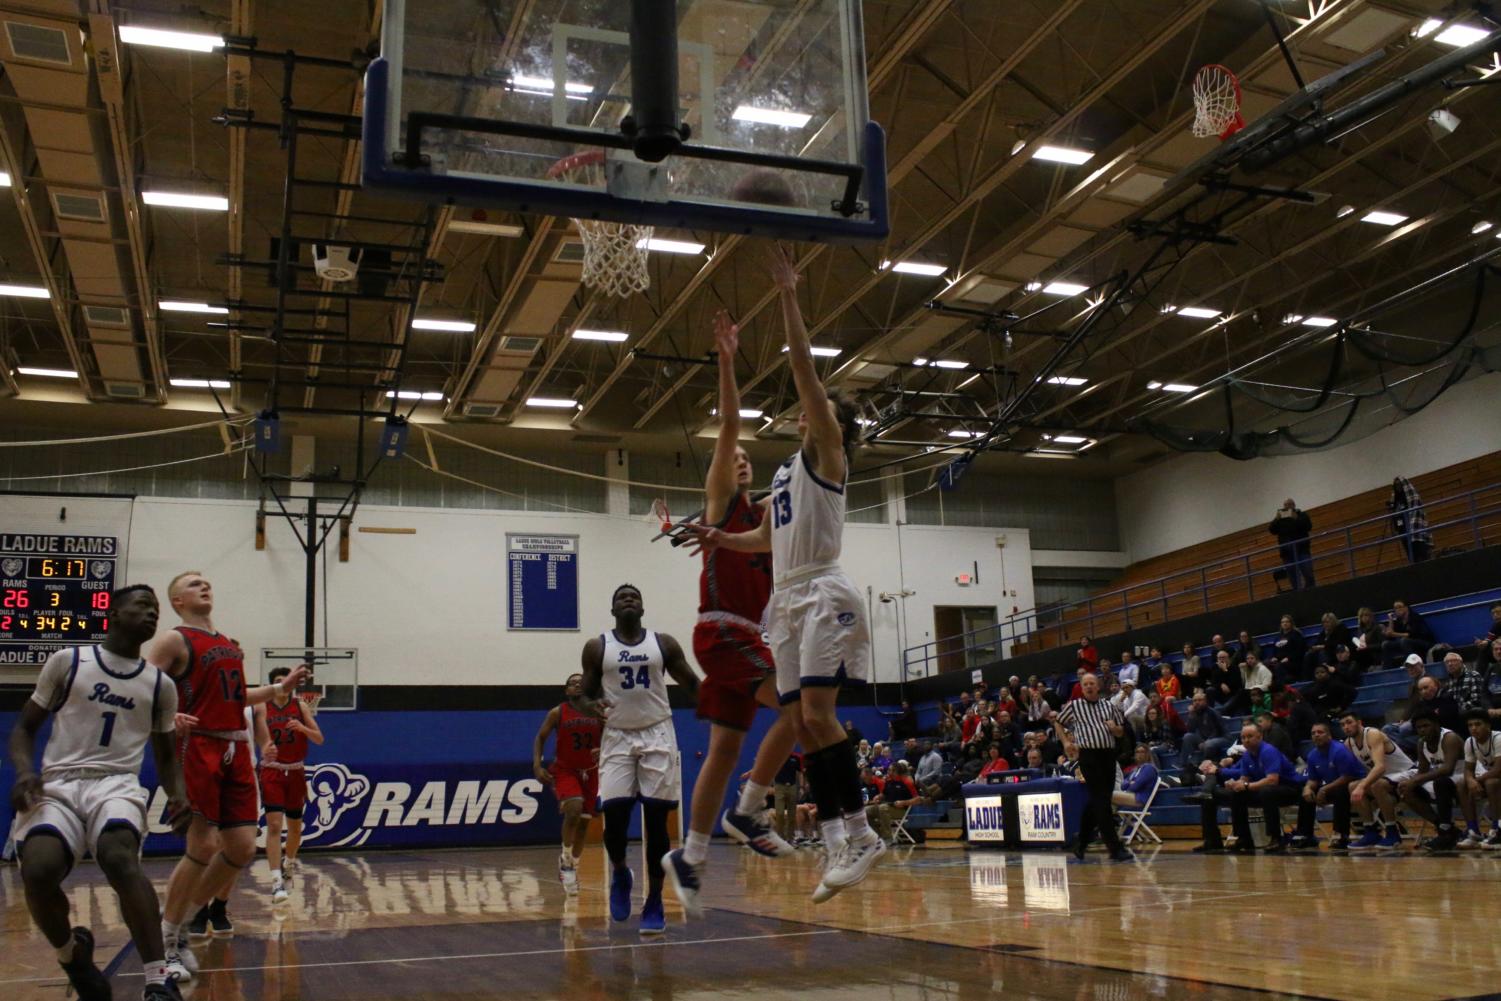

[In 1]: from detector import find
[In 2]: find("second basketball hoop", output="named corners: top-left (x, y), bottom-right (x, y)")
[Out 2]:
top-left (1191, 64), bottom-right (1246, 141)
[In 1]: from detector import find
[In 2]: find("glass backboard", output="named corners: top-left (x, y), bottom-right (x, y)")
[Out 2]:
top-left (362, 0), bottom-right (887, 243)
top-left (261, 647), bottom-right (358, 712)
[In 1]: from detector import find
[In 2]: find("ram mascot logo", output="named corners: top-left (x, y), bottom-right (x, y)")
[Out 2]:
top-left (303, 763), bottom-right (371, 842)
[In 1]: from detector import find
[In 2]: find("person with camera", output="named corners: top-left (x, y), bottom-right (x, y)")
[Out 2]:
top-left (1268, 498), bottom-right (1315, 590)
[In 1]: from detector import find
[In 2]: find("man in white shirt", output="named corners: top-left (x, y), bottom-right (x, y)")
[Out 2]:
top-left (1111, 680), bottom-right (1149, 730)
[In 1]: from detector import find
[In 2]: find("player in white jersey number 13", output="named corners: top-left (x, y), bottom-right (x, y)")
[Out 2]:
top-left (580, 584), bottom-right (700, 935)
top-left (6, 585), bottom-right (191, 1001)
top-left (687, 244), bottom-right (883, 904)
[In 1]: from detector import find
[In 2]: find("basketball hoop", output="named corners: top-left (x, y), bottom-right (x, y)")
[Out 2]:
top-left (650, 497), bottom-right (672, 534)
top-left (1191, 64), bottom-right (1245, 140)
top-left (546, 151), bottom-right (653, 297)
top-left (299, 690), bottom-right (324, 716)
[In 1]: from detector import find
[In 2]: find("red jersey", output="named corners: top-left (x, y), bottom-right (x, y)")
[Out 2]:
top-left (264, 698), bottom-right (309, 765)
top-left (554, 702), bottom-right (603, 772)
top-left (175, 626), bottom-right (247, 731)
top-left (698, 491), bottom-right (772, 624)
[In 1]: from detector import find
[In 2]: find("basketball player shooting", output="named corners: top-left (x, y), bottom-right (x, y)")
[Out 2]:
top-left (685, 244), bottom-right (880, 903)
top-left (663, 308), bottom-right (800, 921)
top-left (580, 584), bottom-right (699, 935)
top-left (531, 671), bottom-right (605, 896)
top-left (7, 584), bottom-right (191, 1001)
top-left (253, 666), bottom-right (324, 904)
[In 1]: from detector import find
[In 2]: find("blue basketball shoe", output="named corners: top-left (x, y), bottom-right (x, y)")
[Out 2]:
top-left (609, 866), bottom-right (634, 922)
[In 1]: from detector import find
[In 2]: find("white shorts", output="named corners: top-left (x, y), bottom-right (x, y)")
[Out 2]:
top-left (598, 719), bottom-right (680, 806)
top-left (768, 570), bottom-right (871, 702)
top-left (14, 772), bottom-right (149, 866)
top-left (1382, 768), bottom-right (1418, 787)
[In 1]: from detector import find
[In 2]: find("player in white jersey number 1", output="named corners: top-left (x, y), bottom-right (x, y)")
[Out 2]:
top-left (6, 585), bottom-right (191, 1001)
top-left (580, 584), bottom-right (700, 935)
top-left (688, 245), bottom-right (881, 903)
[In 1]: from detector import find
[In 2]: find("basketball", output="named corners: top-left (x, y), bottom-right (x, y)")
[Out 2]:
top-left (730, 168), bottom-right (801, 208)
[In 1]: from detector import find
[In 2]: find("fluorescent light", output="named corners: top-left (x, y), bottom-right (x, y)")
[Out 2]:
top-left (1361, 210), bottom-right (1408, 226)
top-left (1336, 205), bottom-right (1355, 219)
top-left (933, 359), bottom-right (969, 370)
top-left (1027, 449), bottom-right (1076, 459)
top-left (637, 237), bottom-right (705, 255)
top-left (142, 191), bottom-right (229, 211)
top-left (881, 260), bottom-right (948, 277)
top-left (1042, 281), bottom-right (1088, 296)
top-left (17, 367), bottom-right (77, 378)
top-left (412, 318), bottom-right (477, 332)
top-left (448, 219), bottom-right (525, 238)
top-left (0, 172), bottom-right (9, 187)
top-left (170, 378), bottom-right (231, 389)
top-left (1282, 314), bottom-right (1304, 325)
top-left (385, 390), bottom-right (445, 401)
top-left (732, 105), bottom-right (812, 128)
top-left (118, 26), bottom-right (223, 52)
top-left (159, 300), bottom-right (228, 314)
top-left (1175, 306), bottom-right (1222, 319)
top-left (912, 357), bottom-right (929, 367)
top-left (1471, 221), bottom-right (1493, 235)
top-left (1159, 383), bottom-right (1198, 393)
top-left (1046, 375), bottom-right (1088, 386)
top-left (1302, 316), bottom-right (1338, 328)
top-left (0, 283), bottom-right (49, 299)
top-left (1032, 145), bottom-right (1095, 166)
top-left (527, 396), bottom-right (580, 409)
top-left (947, 429), bottom-right (978, 439)
top-left (511, 74), bottom-right (591, 94)
top-left (781, 345), bottom-right (842, 358)
top-left (737, 408), bottom-right (763, 419)
top-left (1417, 19), bottom-right (1491, 47)
top-left (572, 329), bottom-right (628, 342)
top-left (1051, 435), bottom-right (1089, 444)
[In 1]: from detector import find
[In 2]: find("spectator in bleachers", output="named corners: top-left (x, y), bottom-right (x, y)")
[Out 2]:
top-left (1307, 663), bottom-right (1356, 721)
top-left (890, 700), bottom-right (919, 742)
top-left (871, 742), bottom-right (894, 772)
top-left (937, 706), bottom-right (960, 745)
top-left (1025, 747), bottom-right (1045, 771)
top-left (1194, 723), bottom-right (1301, 854)
top-left (960, 703), bottom-right (983, 744)
top-left (1118, 650), bottom-right (1141, 687)
top-left (1388, 475), bottom-right (1432, 563)
top-left (957, 691), bottom-right (974, 716)
top-left (1208, 633), bottom-right (1234, 668)
top-left (1226, 652), bottom-right (1272, 714)
top-left (1077, 637), bottom-right (1099, 673)
top-left (1112, 679), bottom-right (1148, 729)
top-left (844, 719), bottom-right (865, 745)
top-left (1269, 498), bottom-right (1316, 590)
top-left (1137, 705), bottom-right (1177, 768)
top-left (1112, 744), bottom-right (1160, 809)
top-left (1006, 675), bottom-right (1024, 703)
top-left (1400, 709), bottom-right (1465, 851)
top-left (1291, 721), bottom-right (1363, 851)
top-left (860, 765), bottom-right (884, 804)
top-left (1018, 686), bottom-right (1051, 732)
top-left (1461, 709), bottom-right (1501, 849)
top-left (1182, 691), bottom-right (1232, 784)
top-left (1180, 641), bottom-right (1203, 694)
top-left (1381, 599), bottom-right (1436, 668)
top-left (992, 710), bottom-right (1023, 762)
top-left (978, 744), bottom-right (1011, 780)
top-left (1304, 612), bottom-right (1354, 679)
top-left (1353, 607), bottom-right (1383, 671)
top-left (900, 737), bottom-right (924, 768)
top-left (855, 738), bottom-right (872, 770)
top-left (1235, 629), bottom-right (1262, 668)
top-left (1331, 642), bottom-right (1359, 684)
top-left (1278, 685), bottom-right (1317, 746)
top-left (1247, 686), bottom-right (1274, 719)
top-left (1488, 637), bottom-right (1501, 676)
top-left (914, 741), bottom-right (944, 792)
top-left (1155, 662), bottom-right (1181, 700)
top-left (1208, 649), bottom-right (1240, 711)
top-left (1472, 604), bottom-right (1501, 670)
top-left (1269, 614), bottom-right (1307, 685)
top-left (1443, 651), bottom-right (1492, 715)
top-left (1146, 690), bottom-right (1187, 736)
top-left (991, 687), bottom-right (1019, 720)
top-left (1342, 712), bottom-right (1413, 850)
top-left (1417, 675), bottom-right (1462, 732)
top-left (1255, 711), bottom-right (1296, 761)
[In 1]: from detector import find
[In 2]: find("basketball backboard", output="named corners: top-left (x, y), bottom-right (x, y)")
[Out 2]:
top-left (362, 0), bottom-right (887, 243)
top-left (262, 647), bottom-right (358, 712)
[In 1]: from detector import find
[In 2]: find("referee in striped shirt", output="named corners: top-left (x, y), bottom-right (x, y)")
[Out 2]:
top-left (1051, 673), bottom-right (1132, 861)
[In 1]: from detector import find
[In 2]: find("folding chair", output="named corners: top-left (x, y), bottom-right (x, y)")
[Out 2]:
top-left (1117, 778), bottom-right (1164, 846)
top-left (889, 804), bottom-right (918, 846)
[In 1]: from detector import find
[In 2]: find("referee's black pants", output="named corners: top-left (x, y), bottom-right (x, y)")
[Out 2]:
top-left (1075, 747), bottom-right (1122, 852)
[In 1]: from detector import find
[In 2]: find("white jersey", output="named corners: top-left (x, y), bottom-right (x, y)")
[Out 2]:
top-left (1465, 732), bottom-right (1501, 777)
top-left (1346, 727), bottom-right (1415, 778)
top-left (30, 646), bottom-right (176, 779)
top-left (1416, 728), bottom-right (1466, 781)
top-left (599, 629), bottom-right (671, 731)
top-left (769, 450), bottom-right (845, 587)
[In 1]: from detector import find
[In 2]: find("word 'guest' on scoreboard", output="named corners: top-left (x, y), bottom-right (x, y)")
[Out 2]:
top-left (1, 533), bottom-right (119, 665)
top-left (507, 534), bottom-right (579, 631)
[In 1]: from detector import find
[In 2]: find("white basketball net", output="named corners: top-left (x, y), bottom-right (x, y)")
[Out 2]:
top-left (1191, 65), bottom-right (1243, 139)
top-left (551, 152), bottom-right (652, 298)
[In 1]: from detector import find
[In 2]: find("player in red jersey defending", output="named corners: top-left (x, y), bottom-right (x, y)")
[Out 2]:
top-left (151, 571), bottom-right (306, 982)
top-left (663, 310), bottom-right (801, 921)
top-left (532, 672), bottom-right (606, 895)
top-left (253, 666), bottom-right (324, 904)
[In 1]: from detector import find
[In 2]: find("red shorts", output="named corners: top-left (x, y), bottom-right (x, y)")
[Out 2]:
top-left (693, 619), bottom-right (775, 731)
top-left (182, 734), bottom-right (259, 828)
top-left (551, 764), bottom-right (598, 816)
top-left (258, 765), bottom-right (308, 816)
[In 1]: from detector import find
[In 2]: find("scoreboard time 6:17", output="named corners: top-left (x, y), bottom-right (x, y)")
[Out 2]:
top-left (0, 533), bottom-right (118, 666)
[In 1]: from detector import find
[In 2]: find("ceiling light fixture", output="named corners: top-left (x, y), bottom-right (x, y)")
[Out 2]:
top-left (159, 300), bottom-right (228, 314)
top-left (780, 345), bottom-right (841, 357)
top-left (732, 105), bottom-right (812, 128)
top-left (1416, 18), bottom-right (1491, 47)
top-left (447, 219), bottom-right (525, 238)
top-left (0, 283), bottom-right (50, 299)
top-left (947, 430), bottom-right (977, 439)
top-left (385, 390), bottom-right (445, 401)
top-left (1046, 375), bottom-right (1088, 386)
top-left (572, 329), bottom-right (628, 342)
top-left (1031, 145), bottom-right (1095, 166)
top-left (16, 367), bottom-right (78, 378)
top-left (1361, 210), bottom-right (1408, 226)
top-left (170, 378), bottom-right (231, 389)
top-left (932, 359), bottom-right (969, 369)
top-left (1042, 281), bottom-right (1088, 296)
top-left (0, 172), bottom-right (10, 187)
top-left (1175, 306), bottom-right (1222, 319)
top-left (1159, 382), bottom-right (1198, 393)
top-left (118, 26), bottom-right (224, 51)
top-left (1471, 220), bottom-right (1494, 235)
top-left (141, 190), bottom-right (229, 211)
top-left (526, 396), bottom-right (580, 409)
top-left (412, 318), bottom-right (477, 332)
top-left (1026, 449), bottom-right (1076, 459)
top-left (637, 237), bottom-right (705, 255)
top-left (1051, 435), bottom-right (1089, 444)
top-left (1336, 205), bottom-right (1355, 219)
top-left (881, 260), bottom-right (948, 277)
top-left (1302, 316), bottom-right (1338, 328)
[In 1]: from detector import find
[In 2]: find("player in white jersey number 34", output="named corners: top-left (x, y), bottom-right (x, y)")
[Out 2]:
top-left (689, 245), bottom-right (881, 903)
top-left (7, 585), bottom-right (191, 1001)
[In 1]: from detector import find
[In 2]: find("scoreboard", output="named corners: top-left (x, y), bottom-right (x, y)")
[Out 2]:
top-left (0, 534), bottom-right (119, 665)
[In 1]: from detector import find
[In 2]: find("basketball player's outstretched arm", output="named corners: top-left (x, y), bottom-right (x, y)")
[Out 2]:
top-left (657, 633), bottom-right (700, 701)
top-left (769, 245), bottom-right (846, 483)
top-left (532, 707), bottom-right (561, 785)
top-left (246, 664), bottom-right (311, 707)
top-left (705, 310), bottom-right (744, 523)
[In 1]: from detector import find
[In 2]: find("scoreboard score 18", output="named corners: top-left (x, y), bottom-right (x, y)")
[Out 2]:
top-left (0, 534), bottom-right (118, 666)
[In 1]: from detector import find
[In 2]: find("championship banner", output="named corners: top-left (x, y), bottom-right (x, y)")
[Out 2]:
top-left (506, 534), bottom-right (579, 631)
